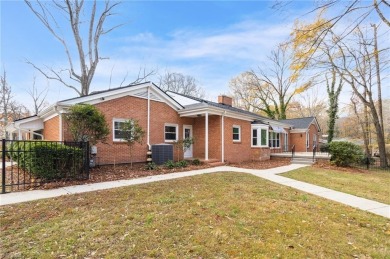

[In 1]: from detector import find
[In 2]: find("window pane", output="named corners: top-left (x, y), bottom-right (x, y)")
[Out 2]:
top-left (233, 127), bottom-right (239, 134)
top-left (261, 129), bottom-right (267, 146)
top-left (165, 133), bottom-right (176, 140)
top-left (252, 137), bottom-right (257, 146)
top-left (233, 133), bottom-right (239, 140)
top-left (165, 125), bottom-right (177, 141)
top-left (165, 126), bottom-right (176, 133)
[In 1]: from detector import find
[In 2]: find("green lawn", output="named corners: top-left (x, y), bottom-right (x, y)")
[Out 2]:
top-left (282, 167), bottom-right (390, 204)
top-left (1, 173), bottom-right (389, 258)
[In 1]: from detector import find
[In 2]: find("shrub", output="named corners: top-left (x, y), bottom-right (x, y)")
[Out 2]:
top-left (319, 143), bottom-right (329, 153)
top-left (9, 141), bottom-right (85, 180)
top-left (175, 160), bottom-right (188, 168)
top-left (192, 158), bottom-right (201, 166)
top-left (329, 141), bottom-right (364, 167)
top-left (164, 160), bottom-right (176, 169)
top-left (144, 162), bottom-right (158, 170)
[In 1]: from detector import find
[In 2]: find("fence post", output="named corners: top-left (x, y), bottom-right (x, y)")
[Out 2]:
top-left (84, 141), bottom-right (90, 179)
top-left (2, 139), bottom-right (6, 194)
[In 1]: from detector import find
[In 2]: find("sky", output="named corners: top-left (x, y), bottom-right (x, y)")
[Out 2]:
top-left (1, 0), bottom-right (388, 113)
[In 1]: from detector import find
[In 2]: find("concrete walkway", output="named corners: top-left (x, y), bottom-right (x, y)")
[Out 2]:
top-left (0, 164), bottom-right (389, 219)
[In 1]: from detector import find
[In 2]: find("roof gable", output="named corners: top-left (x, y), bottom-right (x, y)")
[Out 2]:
top-left (279, 117), bottom-right (321, 131)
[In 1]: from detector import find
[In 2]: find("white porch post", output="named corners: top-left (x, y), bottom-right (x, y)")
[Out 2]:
top-left (18, 129), bottom-right (22, 140)
top-left (59, 113), bottom-right (63, 141)
top-left (221, 113), bottom-right (224, 162)
top-left (205, 112), bottom-right (209, 161)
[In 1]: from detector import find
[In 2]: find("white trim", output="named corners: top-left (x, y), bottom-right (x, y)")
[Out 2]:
top-left (290, 129), bottom-right (307, 133)
top-left (233, 125), bottom-right (241, 142)
top-left (251, 125), bottom-right (268, 147)
top-left (164, 123), bottom-right (178, 142)
top-left (147, 86), bottom-right (151, 149)
top-left (306, 131), bottom-right (310, 151)
top-left (221, 112), bottom-right (225, 162)
top-left (59, 113), bottom-right (63, 141)
top-left (112, 118), bottom-right (129, 142)
top-left (269, 131), bottom-right (281, 148)
top-left (205, 112), bottom-right (209, 160)
top-left (59, 82), bottom-right (183, 111)
top-left (183, 125), bottom-right (193, 158)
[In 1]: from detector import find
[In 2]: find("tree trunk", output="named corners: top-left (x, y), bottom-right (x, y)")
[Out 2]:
top-left (372, 24), bottom-right (384, 141)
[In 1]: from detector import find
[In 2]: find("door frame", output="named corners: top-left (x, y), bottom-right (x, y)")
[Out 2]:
top-left (183, 125), bottom-right (193, 158)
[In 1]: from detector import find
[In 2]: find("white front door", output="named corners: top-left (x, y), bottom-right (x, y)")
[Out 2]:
top-left (183, 125), bottom-right (193, 158)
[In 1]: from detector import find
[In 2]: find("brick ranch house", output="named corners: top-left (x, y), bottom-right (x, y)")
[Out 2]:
top-left (6, 82), bottom-right (321, 164)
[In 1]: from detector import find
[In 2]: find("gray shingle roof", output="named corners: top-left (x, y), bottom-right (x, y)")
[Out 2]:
top-left (168, 91), bottom-right (269, 120)
top-left (279, 117), bottom-right (317, 130)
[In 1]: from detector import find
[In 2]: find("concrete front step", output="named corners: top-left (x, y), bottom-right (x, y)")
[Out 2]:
top-left (291, 158), bottom-right (316, 165)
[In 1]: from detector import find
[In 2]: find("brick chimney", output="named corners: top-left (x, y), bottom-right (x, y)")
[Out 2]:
top-left (218, 95), bottom-right (233, 106)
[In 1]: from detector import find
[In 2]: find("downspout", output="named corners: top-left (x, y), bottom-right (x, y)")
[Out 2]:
top-left (147, 86), bottom-right (151, 150)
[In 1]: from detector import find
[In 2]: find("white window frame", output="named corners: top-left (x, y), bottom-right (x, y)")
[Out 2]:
top-left (251, 125), bottom-right (268, 148)
top-left (113, 118), bottom-right (128, 142)
top-left (269, 131), bottom-right (281, 148)
top-left (164, 123), bottom-right (178, 142)
top-left (306, 132), bottom-right (310, 148)
top-left (233, 125), bottom-right (241, 142)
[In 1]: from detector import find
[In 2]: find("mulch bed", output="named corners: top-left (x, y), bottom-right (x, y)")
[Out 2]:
top-left (2, 159), bottom-right (292, 193)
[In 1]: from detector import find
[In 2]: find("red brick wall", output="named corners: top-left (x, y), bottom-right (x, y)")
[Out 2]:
top-left (43, 116), bottom-right (60, 141)
top-left (223, 117), bottom-right (252, 163)
top-left (290, 124), bottom-right (320, 152)
top-left (250, 147), bottom-right (270, 161)
top-left (89, 96), bottom-right (194, 164)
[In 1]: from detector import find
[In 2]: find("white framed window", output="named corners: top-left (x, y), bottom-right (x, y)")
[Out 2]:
top-left (251, 125), bottom-right (268, 147)
top-left (165, 123), bottom-right (178, 142)
top-left (269, 131), bottom-right (280, 148)
top-left (306, 132), bottom-right (310, 148)
top-left (233, 125), bottom-right (241, 142)
top-left (113, 118), bottom-right (128, 141)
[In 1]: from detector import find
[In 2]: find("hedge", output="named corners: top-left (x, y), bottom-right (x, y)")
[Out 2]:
top-left (329, 141), bottom-right (364, 167)
top-left (7, 141), bottom-right (85, 180)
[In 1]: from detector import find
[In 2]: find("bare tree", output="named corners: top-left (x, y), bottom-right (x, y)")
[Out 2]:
top-left (229, 72), bottom-right (264, 113)
top-left (249, 44), bottom-right (312, 119)
top-left (0, 70), bottom-right (12, 138)
top-left (158, 72), bottom-right (205, 98)
top-left (287, 85), bottom-right (328, 131)
top-left (0, 70), bottom-right (30, 138)
top-left (25, 0), bottom-right (122, 96)
top-left (27, 76), bottom-right (49, 115)
top-left (351, 94), bottom-right (371, 156)
top-left (324, 25), bottom-right (388, 167)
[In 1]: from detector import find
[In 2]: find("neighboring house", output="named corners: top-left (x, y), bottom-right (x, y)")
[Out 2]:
top-left (6, 82), bottom-right (321, 164)
top-left (279, 117), bottom-right (321, 152)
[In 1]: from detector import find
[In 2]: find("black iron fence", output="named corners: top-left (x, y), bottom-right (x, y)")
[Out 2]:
top-left (351, 156), bottom-right (390, 172)
top-left (1, 139), bottom-right (90, 193)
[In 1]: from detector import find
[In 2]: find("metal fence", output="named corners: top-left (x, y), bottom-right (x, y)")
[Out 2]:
top-left (1, 139), bottom-right (90, 193)
top-left (351, 156), bottom-right (390, 172)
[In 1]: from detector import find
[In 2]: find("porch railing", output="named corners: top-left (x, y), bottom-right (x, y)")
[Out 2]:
top-left (312, 144), bottom-right (317, 162)
top-left (292, 145), bottom-right (295, 160)
top-left (270, 145), bottom-right (295, 154)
